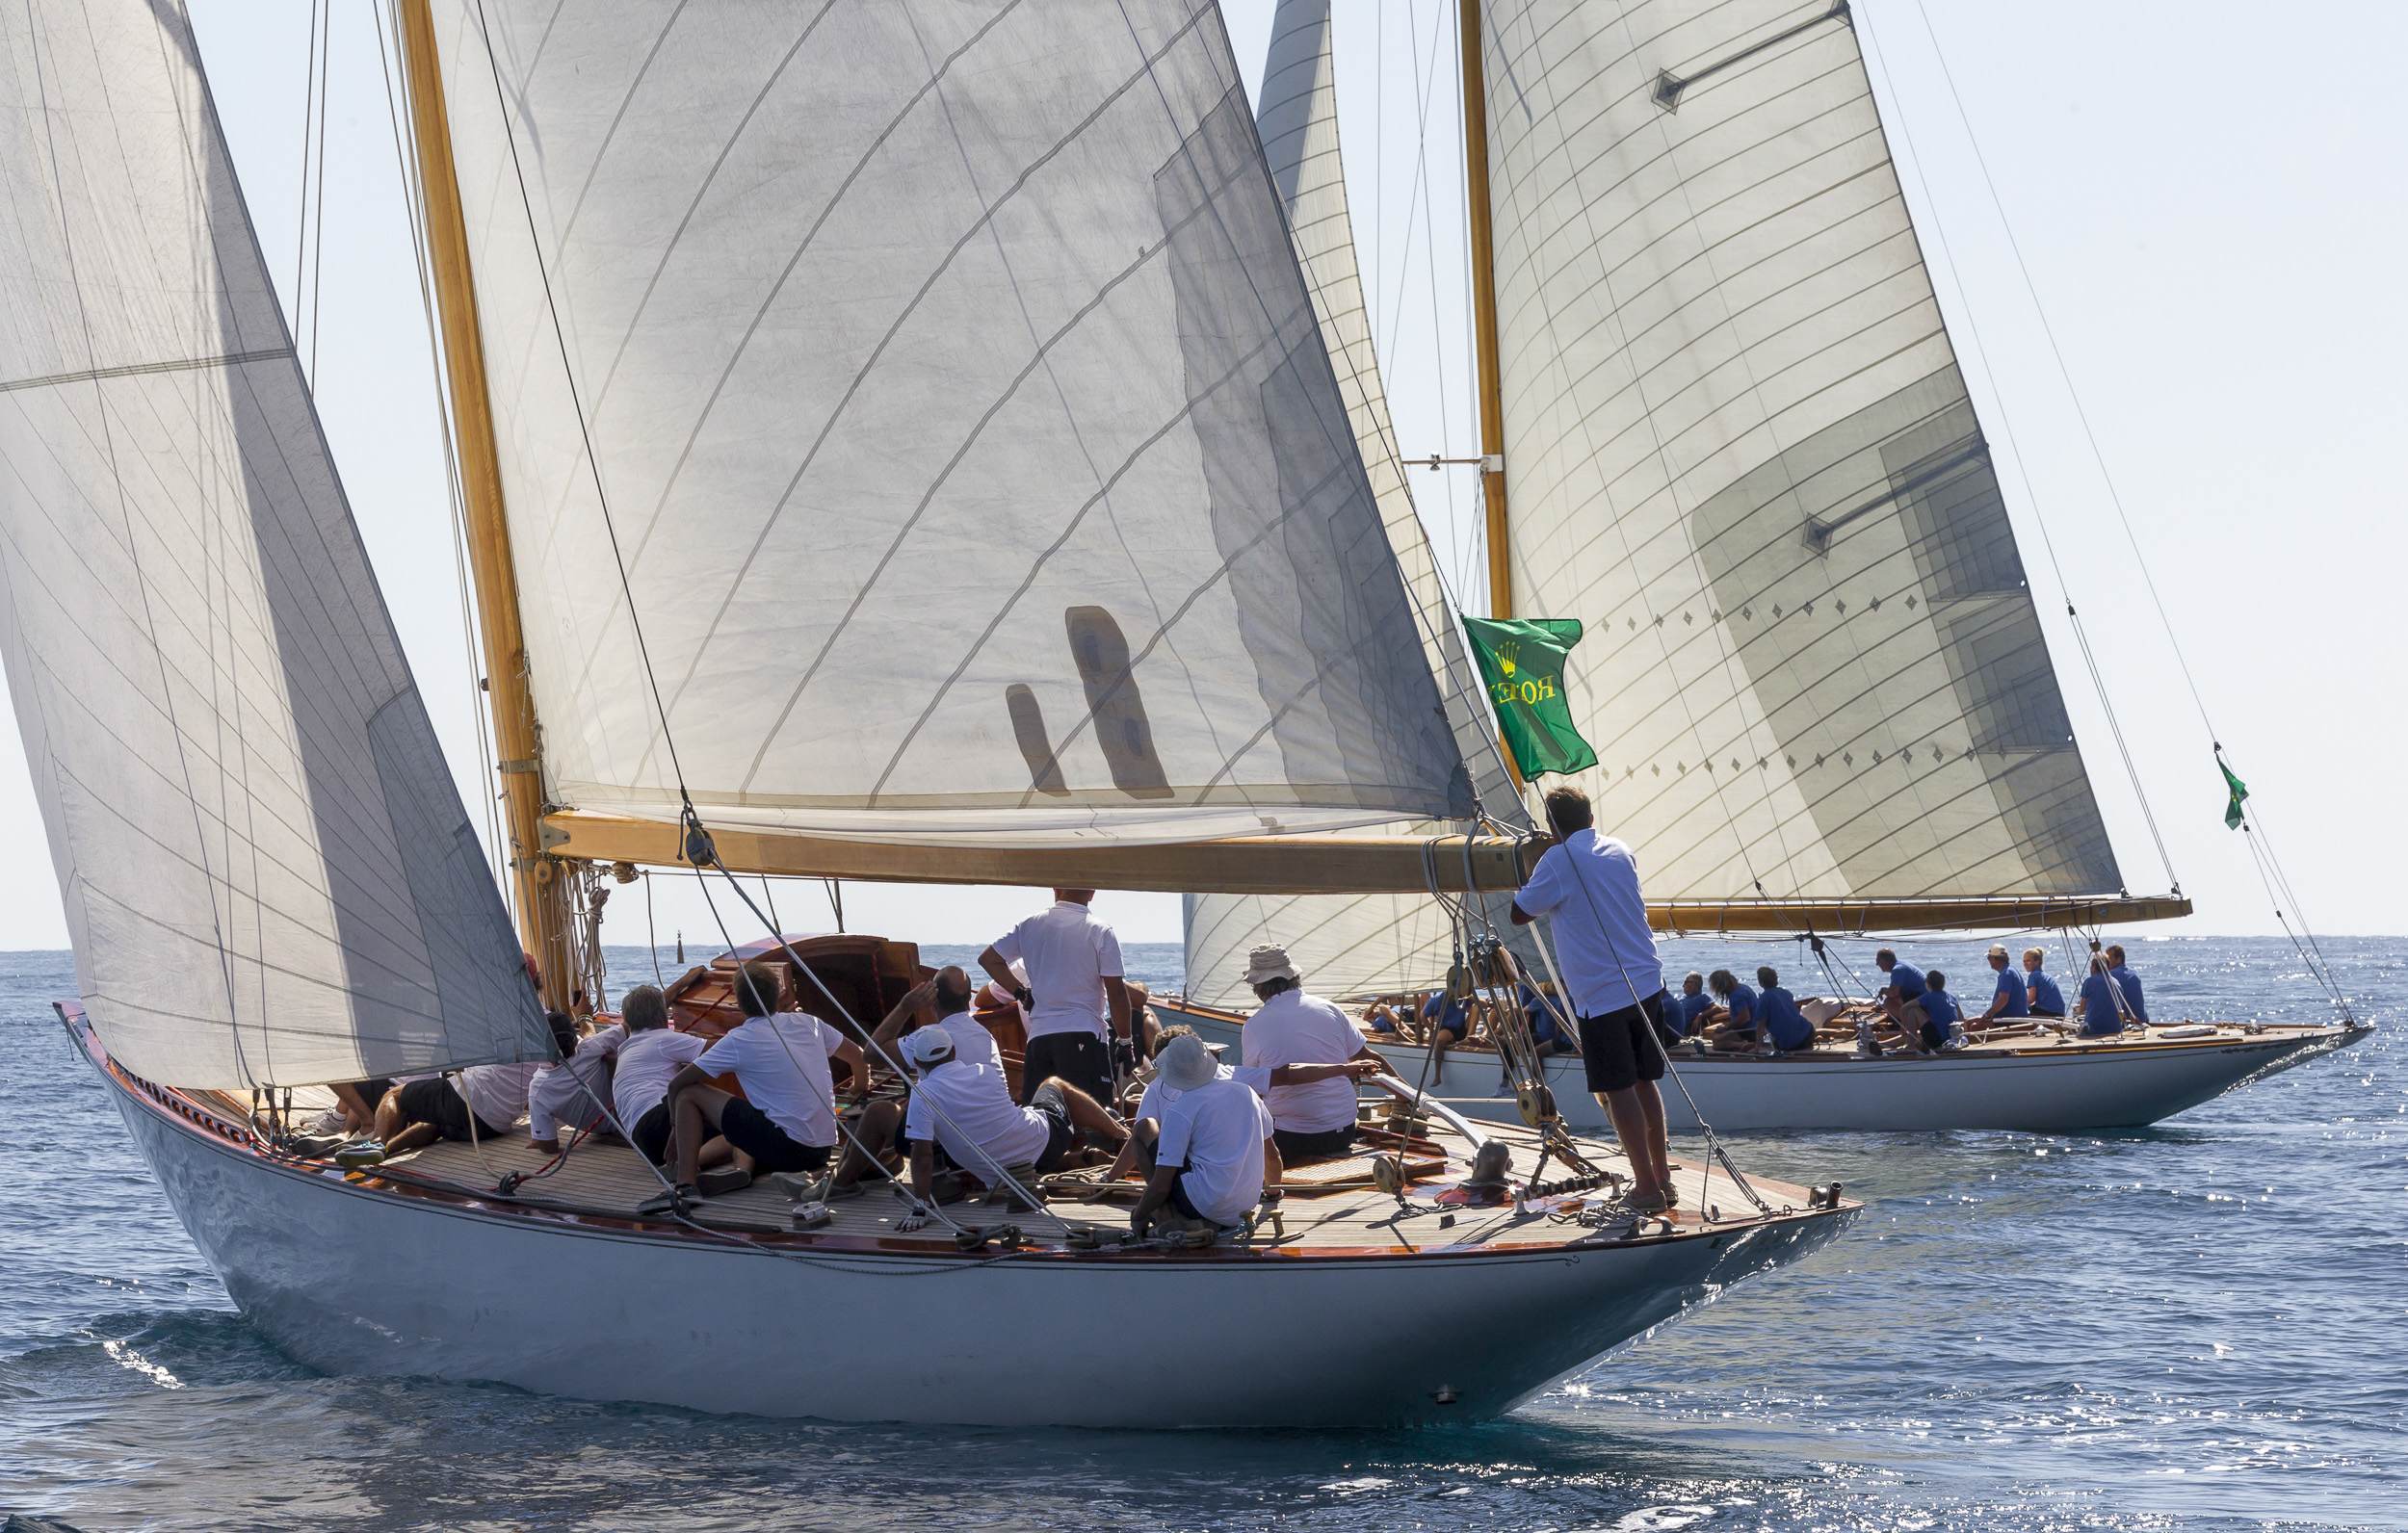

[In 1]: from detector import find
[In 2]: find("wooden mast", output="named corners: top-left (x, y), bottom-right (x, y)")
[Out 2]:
top-left (396, 0), bottom-right (573, 1011)
top-left (1458, 0), bottom-right (1511, 622)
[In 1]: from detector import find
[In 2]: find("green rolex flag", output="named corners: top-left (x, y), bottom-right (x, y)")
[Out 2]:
top-left (2220, 756), bottom-right (2249, 829)
top-left (1461, 615), bottom-right (1598, 779)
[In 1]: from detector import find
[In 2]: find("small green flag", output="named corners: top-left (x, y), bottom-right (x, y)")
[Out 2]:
top-left (2220, 757), bottom-right (2249, 830)
top-left (1461, 615), bottom-right (1598, 779)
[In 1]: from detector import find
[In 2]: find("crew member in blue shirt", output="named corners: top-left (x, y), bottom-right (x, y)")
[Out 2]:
top-left (2023, 948), bottom-right (2066, 1018)
top-left (1704, 969), bottom-right (1757, 1051)
top-left (1874, 947), bottom-right (1928, 1044)
top-left (1671, 972), bottom-right (1714, 1037)
top-left (1517, 982), bottom-right (1573, 1058)
top-left (2105, 945), bottom-right (2149, 1025)
top-left (2076, 955), bottom-right (2125, 1037)
top-left (1753, 966), bottom-right (1816, 1052)
top-left (1918, 970), bottom-right (1961, 1051)
top-left (1420, 988), bottom-right (1475, 1082)
top-left (1976, 944), bottom-right (2030, 1031)
top-left (1512, 787), bottom-right (1674, 1213)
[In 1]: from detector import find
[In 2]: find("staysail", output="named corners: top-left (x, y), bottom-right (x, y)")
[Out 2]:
top-left (0, 0), bottom-right (549, 1088)
top-left (423, 0), bottom-right (1472, 847)
top-left (1477, 0), bottom-right (2125, 908)
top-left (1185, 0), bottom-right (1535, 1008)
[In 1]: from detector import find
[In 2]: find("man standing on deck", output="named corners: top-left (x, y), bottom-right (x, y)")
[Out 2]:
top-left (981, 890), bottom-right (1131, 1105)
top-left (1976, 944), bottom-right (2031, 1031)
top-left (1509, 786), bottom-right (1676, 1214)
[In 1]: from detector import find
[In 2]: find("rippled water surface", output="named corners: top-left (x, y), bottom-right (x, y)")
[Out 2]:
top-left (2, 936), bottom-right (2399, 1530)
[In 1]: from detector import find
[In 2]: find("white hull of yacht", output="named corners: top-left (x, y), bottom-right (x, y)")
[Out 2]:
top-left (82, 1021), bottom-right (1846, 1428)
top-left (1160, 1002), bottom-right (2363, 1134)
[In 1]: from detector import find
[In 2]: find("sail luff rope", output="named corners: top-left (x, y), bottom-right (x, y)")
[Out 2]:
top-left (304, 0), bottom-right (331, 382)
top-left (290, 0), bottom-right (321, 367)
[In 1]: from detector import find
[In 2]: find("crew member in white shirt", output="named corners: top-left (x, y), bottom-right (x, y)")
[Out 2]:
top-left (980, 889), bottom-right (1131, 1106)
top-left (886, 1026), bottom-right (1129, 1229)
top-left (1236, 943), bottom-right (1383, 1162)
top-left (1108, 1024), bottom-right (1376, 1182)
top-left (1510, 786), bottom-right (1676, 1213)
top-left (609, 982), bottom-right (710, 1167)
top-left (661, 962), bottom-right (865, 1198)
top-left (528, 1011), bottom-right (626, 1152)
top-left (868, 967), bottom-right (1004, 1077)
top-left (1129, 1035), bottom-right (1280, 1237)
top-left (374, 1036), bottom-right (547, 1157)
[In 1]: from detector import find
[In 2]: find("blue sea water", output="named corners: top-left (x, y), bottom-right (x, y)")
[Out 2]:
top-left (1, 934), bottom-right (2399, 1531)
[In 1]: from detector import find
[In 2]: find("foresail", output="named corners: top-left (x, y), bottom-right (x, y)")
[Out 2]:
top-left (0, 0), bottom-right (548, 1088)
top-left (426, 0), bottom-right (1470, 846)
top-left (1185, 0), bottom-right (1532, 1010)
top-left (1479, 0), bottom-right (2123, 904)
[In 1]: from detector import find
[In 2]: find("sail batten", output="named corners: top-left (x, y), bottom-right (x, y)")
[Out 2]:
top-left (1479, 0), bottom-right (2125, 909)
top-left (0, 0), bottom-right (550, 1089)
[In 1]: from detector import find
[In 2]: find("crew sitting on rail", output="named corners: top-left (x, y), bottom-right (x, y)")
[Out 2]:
top-left (1517, 981), bottom-right (1574, 1058)
top-left (1699, 969), bottom-right (1759, 1052)
top-left (2024, 948), bottom-right (2067, 1018)
top-left (886, 1026), bottom-right (1130, 1226)
top-left (1672, 971), bottom-right (1714, 1037)
top-left (656, 961), bottom-right (865, 1202)
top-left (1421, 987), bottom-right (1475, 1082)
top-left (528, 1009), bottom-right (625, 1153)
top-left (609, 983), bottom-right (709, 1166)
top-left (1237, 944), bottom-right (1383, 1163)
top-left (2105, 945), bottom-right (2150, 1024)
top-left (1875, 948), bottom-right (1929, 1042)
top-left (1129, 1034), bottom-right (1282, 1239)
top-left (2076, 956), bottom-right (2126, 1038)
top-left (1974, 945), bottom-right (2031, 1032)
top-left (1917, 972), bottom-right (1962, 1052)
top-left (1753, 967), bottom-right (1816, 1053)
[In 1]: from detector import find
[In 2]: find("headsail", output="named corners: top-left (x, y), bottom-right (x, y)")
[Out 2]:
top-left (1477, 0), bottom-right (2124, 907)
top-left (0, 0), bottom-right (549, 1088)
top-left (1185, 0), bottom-right (1535, 1009)
top-left (423, 0), bottom-right (1470, 847)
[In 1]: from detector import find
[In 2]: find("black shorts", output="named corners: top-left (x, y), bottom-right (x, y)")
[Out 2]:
top-left (1578, 990), bottom-right (1671, 1096)
top-left (716, 1097), bottom-right (833, 1175)
top-left (344, 1077), bottom-right (394, 1109)
top-left (1020, 1031), bottom-right (1112, 1105)
top-left (1027, 1081), bottom-right (1078, 1174)
top-left (1272, 1124), bottom-right (1357, 1162)
top-left (1167, 1176), bottom-right (1207, 1222)
top-left (1920, 1021), bottom-right (1950, 1052)
top-left (631, 1101), bottom-right (674, 1166)
top-left (394, 1077), bottom-right (509, 1143)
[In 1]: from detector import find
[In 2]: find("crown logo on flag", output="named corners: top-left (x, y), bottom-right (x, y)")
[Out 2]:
top-left (1497, 641), bottom-right (1518, 679)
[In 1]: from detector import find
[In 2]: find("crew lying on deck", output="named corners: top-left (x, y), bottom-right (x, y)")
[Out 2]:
top-left (659, 962), bottom-right (865, 1201)
top-left (1918, 972), bottom-right (1962, 1052)
top-left (1109, 1025), bottom-right (1375, 1182)
top-left (980, 888), bottom-right (1131, 1107)
top-left (2105, 946), bottom-right (2149, 1024)
top-left (320, 1078), bottom-right (391, 1137)
top-left (2024, 948), bottom-right (2067, 1018)
top-left (2076, 956), bottom-right (2126, 1038)
top-left (1360, 997), bottom-right (1413, 1040)
top-left (610, 983), bottom-right (709, 1166)
top-left (1421, 987), bottom-right (1474, 1081)
top-left (887, 1027), bottom-right (1130, 1229)
top-left (1236, 943), bottom-right (1383, 1163)
top-left (1672, 972), bottom-right (1713, 1037)
top-left (1875, 948), bottom-right (1929, 1041)
top-left (1129, 1035), bottom-right (1281, 1239)
top-left (375, 1054), bottom-right (539, 1156)
top-left (1754, 967), bottom-right (1816, 1053)
top-left (528, 1010), bottom-right (623, 1152)
top-left (1698, 970), bottom-right (1759, 1051)
top-left (1976, 945), bottom-right (2031, 1032)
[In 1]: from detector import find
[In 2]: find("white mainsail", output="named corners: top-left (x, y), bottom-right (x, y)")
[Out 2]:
top-left (0, 0), bottom-right (549, 1088)
top-left (424, 0), bottom-right (1473, 847)
top-left (1479, 0), bottom-right (2123, 906)
top-left (1185, 0), bottom-right (1534, 1009)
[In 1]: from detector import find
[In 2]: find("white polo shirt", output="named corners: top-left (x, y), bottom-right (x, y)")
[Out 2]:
top-left (903, 1058), bottom-right (1051, 1178)
top-left (992, 900), bottom-right (1123, 1042)
top-left (527, 1022), bottom-right (623, 1141)
top-left (1241, 989), bottom-right (1367, 1134)
top-left (934, 1011), bottom-right (1007, 1074)
top-left (697, 1013), bottom-right (850, 1149)
top-left (454, 1061), bottom-right (538, 1133)
top-left (1513, 828), bottom-right (1663, 1017)
top-left (1156, 1077), bottom-right (1275, 1226)
top-left (612, 1027), bottom-right (711, 1124)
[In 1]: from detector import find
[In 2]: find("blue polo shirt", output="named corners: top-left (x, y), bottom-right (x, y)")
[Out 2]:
top-left (2111, 965), bottom-right (2149, 1025)
top-left (1989, 966), bottom-right (2029, 1019)
top-left (1887, 963), bottom-right (1927, 1000)
top-left (2028, 970), bottom-right (2066, 1016)
top-left (1757, 985), bottom-right (1814, 1051)
top-left (2078, 972), bottom-right (2123, 1036)
top-left (1717, 982), bottom-right (1758, 1028)
top-left (1674, 989), bottom-right (1714, 1035)
top-left (1421, 992), bottom-right (1469, 1038)
top-left (1519, 986), bottom-right (1566, 1049)
top-left (1921, 986), bottom-right (1960, 1041)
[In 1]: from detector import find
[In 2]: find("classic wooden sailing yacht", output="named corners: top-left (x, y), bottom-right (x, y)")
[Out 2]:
top-left (1159, 0), bottom-right (2364, 1132)
top-left (0, 0), bottom-right (1852, 1426)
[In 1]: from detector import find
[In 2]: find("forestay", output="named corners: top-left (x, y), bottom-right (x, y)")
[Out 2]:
top-left (426, 0), bottom-right (1470, 845)
top-left (0, 0), bottom-right (549, 1088)
top-left (1185, 0), bottom-right (1534, 1009)
top-left (1478, 0), bottom-right (2123, 904)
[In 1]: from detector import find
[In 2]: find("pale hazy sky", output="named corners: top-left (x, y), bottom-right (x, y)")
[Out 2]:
top-left (1, 1), bottom-right (2400, 956)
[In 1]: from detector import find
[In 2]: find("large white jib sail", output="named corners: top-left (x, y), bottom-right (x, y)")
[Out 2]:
top-left (424, 0), bottom-right (1474, 847)
top-left (0, 0), bottom-right (549, 1088)
top-left (1186, 0), bottom-right (1535, 1009)
top-left (1479, 0), bottom-right (2127, 909)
